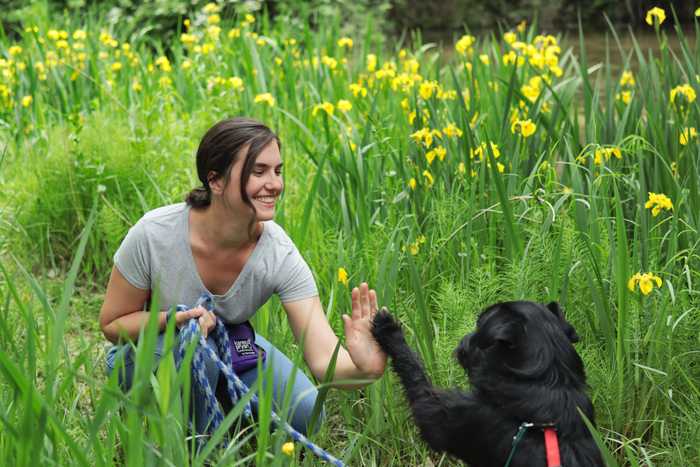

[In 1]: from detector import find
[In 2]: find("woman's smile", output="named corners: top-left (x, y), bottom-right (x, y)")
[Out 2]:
top-left (252, 194), bottom-right (278, 208)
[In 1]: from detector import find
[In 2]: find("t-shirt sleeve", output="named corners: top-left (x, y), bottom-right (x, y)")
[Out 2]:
top-left (113, 220), bottom-right (151, 290)
top-left (276, 246), bottom-right (318, 303)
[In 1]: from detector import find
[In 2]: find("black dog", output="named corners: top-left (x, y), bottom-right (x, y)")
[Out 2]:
top-left (372, 301), bottom-right (604, 466)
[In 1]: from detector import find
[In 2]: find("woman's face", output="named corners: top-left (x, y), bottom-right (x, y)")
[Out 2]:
top-left (220, 140), bottom-right (284, 222)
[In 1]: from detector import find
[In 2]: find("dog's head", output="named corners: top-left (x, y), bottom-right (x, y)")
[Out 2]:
top-left (455, 301), bottom-right (584, 386)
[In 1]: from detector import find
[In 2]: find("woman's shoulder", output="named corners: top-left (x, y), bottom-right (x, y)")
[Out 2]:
top-left (133, 203), bottom-right (187, 228)
top-left (128, 203), bottom-right (187, 239)
top-left (261, 220), bottom-right (296, 249)
top-left (141, 202), bottom-right (188, 223)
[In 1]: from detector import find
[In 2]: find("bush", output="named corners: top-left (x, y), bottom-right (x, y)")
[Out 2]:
top-left (11, 111), bottom-right (198, 280)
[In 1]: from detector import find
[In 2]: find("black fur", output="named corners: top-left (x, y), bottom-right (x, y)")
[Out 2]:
top-left (372, 301), bottom-right (604, 467)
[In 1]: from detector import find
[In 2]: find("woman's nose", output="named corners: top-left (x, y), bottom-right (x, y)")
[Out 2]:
top-left (266, 172), bottom-right (283, 190)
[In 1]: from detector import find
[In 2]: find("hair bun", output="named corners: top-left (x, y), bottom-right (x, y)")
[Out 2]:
top-left (184, 186), bottom-right (211, 208)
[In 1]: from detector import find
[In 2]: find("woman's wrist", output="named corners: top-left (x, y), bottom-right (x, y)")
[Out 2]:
top-left (353, 365), bottom-right (383, 382)
top-left (362, 368), bottom-right (384, 380)
top-left (330, 369), bottom-right (381, 390)
top-left (165, 308), bottom-right (176, 327)
top-left (333, 352), bottom-right (384, 385)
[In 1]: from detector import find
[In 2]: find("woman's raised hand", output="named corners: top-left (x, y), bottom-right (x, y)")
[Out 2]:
top-left (342, 283), bottom-right (387, 379)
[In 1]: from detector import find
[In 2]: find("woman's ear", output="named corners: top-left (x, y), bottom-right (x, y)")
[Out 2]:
top-left (207, 171), bottom-right (223, 195)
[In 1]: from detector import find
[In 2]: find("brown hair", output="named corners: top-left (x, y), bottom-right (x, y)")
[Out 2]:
top-left (186, 117), bottom-right (280, 210)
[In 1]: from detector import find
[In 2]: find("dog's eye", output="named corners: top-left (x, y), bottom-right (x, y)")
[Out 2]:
top-left (496, 338), bottom-right (518, 350)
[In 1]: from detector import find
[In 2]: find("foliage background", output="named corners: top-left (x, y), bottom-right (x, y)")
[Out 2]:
top-left (3, 0), bottom-right (700, 43)
top-left (0, 0), bottom-right (699, 466)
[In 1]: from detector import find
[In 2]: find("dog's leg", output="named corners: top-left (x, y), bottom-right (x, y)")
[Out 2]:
top-left (372, 308), bottom-right (433, 394)
top-left (372, 309), bottom-right (473, 456)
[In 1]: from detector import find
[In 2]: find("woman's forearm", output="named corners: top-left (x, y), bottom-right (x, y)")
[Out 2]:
top-left (101, 310), bottom-right (167, 344)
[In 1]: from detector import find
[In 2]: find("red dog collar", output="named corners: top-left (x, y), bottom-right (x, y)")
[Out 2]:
top-left (505, 422), bottom-right (561, 467)
top-left (543, 427), bottom-right (561, 467)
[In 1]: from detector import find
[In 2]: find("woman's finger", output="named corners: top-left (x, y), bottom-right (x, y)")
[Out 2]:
top-left (351, 286), bottom-right (361, 320)
top-left (190, 307), bottom-right (206, 318)
top-left (176, 308), bottom-right (199, 326)
top-left (369, 289), bottom-right (378, 317)
top-left (198, 314), bottom-right (213, 337)
top-left (360, 282), bottom-right (371, 318)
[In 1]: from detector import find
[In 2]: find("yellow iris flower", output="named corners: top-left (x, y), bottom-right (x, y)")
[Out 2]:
top-left (619, 70), bottom-right (635, 87)
top-left (443, 123), bottom-right (463, 138)
top-left (366, 54), bottom-right (377, 72)
top-left (670, 84), bottom-right (697, 107)
top-left (645, 7), bottom-right (666, 26)
top-left (312, 102), bottom-right (334, 117)
top-left (337, 37), bottom-right (353, 49)
top-left (254, 93), bottom-right (276, 107)
top-left (644, 192), bottom-right (673, 216)
top-left (680, 127), bottom-right (697, 146)
top-left (511, 119), bottom-right (536, 138)
top-left (628, 272), bottom-right (662, 296)
top-left (455, 35), bottom-right (475, 55)
top-left (337, 267), bottom-right (349, 286)
top-left (282, 442), bottom-right (295, 456)
top-left (337, 99), bottom-right (352, 112)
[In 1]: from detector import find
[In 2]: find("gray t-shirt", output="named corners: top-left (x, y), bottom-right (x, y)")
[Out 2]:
top-left (113, 203), bottom-right (318, 323)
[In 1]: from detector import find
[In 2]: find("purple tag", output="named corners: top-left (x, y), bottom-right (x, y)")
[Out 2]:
top-left (227, 321), bottom-right (266, 373)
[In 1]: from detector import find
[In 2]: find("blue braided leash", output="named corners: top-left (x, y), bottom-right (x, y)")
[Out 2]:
top-left (174, 294), bottom-right (345, 466)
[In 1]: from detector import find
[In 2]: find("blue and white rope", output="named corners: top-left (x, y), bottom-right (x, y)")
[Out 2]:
top-left (174, 294), bottom-right (344, 466)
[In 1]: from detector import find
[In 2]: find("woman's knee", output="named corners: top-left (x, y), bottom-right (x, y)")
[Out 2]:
top-left (289, 385), bottom-right (324, 435)
top-left (252, 334), bottom-right (324, 434)
top-left (274, 363), bottom-right (324, 434)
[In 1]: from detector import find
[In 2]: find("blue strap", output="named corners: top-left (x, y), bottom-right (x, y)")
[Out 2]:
top-left (174, 294), bottom-right (344, 466)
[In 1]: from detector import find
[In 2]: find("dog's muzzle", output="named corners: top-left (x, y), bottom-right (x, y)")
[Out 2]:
top-left (454, 333), bottom-right (475, 370)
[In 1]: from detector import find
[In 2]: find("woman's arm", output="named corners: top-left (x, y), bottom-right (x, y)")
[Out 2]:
top-left (283, 283), bottom-right (386, 388)
top-left (99, 266), bottom-right (209, 343)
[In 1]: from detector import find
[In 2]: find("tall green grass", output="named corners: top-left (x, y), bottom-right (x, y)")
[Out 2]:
top-left (1, 2), bottom-right (699, 465)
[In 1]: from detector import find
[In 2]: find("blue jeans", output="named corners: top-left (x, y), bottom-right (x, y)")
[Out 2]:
top-left (106, 333), bottom-right (323, 435)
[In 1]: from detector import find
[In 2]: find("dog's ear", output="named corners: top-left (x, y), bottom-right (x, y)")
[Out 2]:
top-left (546, 301), bottom-right (580, 343)
top-left (545, 301), bottom-right (562, 317)
top-left (476, 320), bottom-right (524, 350)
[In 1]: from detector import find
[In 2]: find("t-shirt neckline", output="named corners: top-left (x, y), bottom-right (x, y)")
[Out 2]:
top-left (182, 204), bottom-right (267, 299)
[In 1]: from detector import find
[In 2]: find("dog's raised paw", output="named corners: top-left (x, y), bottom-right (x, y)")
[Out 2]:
top-left (372, 307), bottom-right (402, 343)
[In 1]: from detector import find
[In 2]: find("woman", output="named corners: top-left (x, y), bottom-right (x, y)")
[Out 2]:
top-left (100, 117), bottom-right (387, 435)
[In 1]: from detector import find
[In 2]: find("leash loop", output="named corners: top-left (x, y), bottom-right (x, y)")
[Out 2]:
top-left (504, 422), bottom-right (533, 467)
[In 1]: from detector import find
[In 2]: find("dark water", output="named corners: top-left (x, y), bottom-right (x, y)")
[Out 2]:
top-left (436, 29), bottom-right (696, 74)
top-left (562, 29), bottom-right (697, 72)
